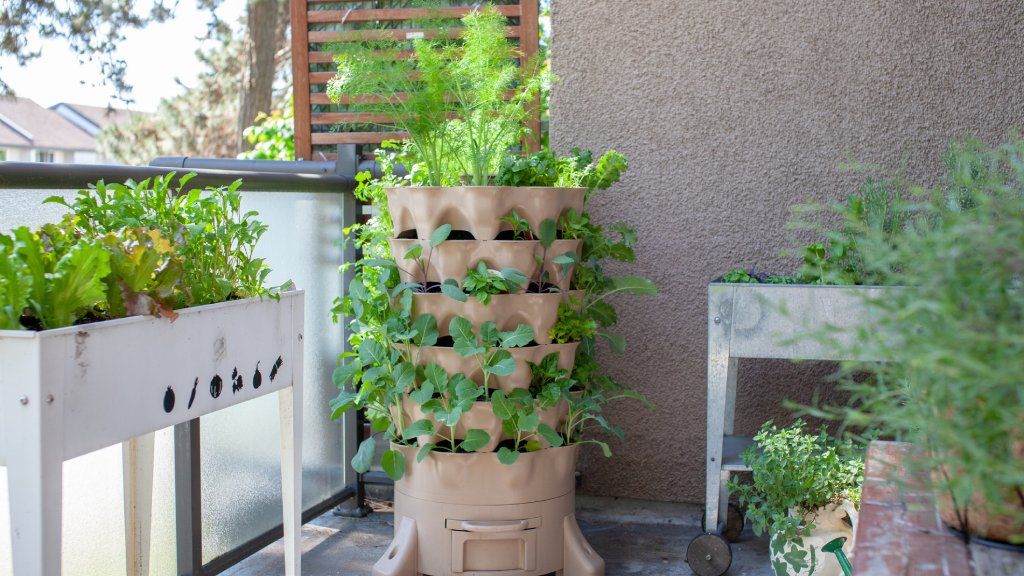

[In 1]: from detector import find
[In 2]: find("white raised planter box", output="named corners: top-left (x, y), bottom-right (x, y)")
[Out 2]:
top-left (0, 291), bottom-right (305, 576)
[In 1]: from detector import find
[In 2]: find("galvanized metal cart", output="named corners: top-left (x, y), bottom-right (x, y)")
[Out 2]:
top-left (686, 283), bottom-right (890, 576)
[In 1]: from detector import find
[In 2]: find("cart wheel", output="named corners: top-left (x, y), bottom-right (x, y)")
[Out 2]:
top-left (700, 503), bottom-right (746, 542)
top-left (686, 533), bottom-right (732, 576)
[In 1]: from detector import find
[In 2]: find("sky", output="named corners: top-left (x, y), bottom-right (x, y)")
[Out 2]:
top-left (0, 0), bottom-right (244, 113)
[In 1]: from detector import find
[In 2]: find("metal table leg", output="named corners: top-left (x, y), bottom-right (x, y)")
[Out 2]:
top-left (704, 286), bottom-right (734, 533)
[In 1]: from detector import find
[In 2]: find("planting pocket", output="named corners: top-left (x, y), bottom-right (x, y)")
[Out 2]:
top-left (412, 291), bottom-right (583, 345)
top-left (388, 239), bottom-right (582, 292)
top-left (406, 343), bottom-right (579, 391)
top-left (387, 186), bottom-right (584, 241)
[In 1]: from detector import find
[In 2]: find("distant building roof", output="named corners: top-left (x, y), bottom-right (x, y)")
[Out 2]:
top-left (0, 97), bottom-right (97, 150)
top-left (51, 102), bottom-right (140, 137)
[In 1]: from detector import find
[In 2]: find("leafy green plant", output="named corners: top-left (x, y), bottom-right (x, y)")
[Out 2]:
top-left (330, 283), bottom-right (438, 480)
top-left (803, 136), bottom-right (1024, 542)
top-left (494, 150), bottom-right (562, 187)
top-left (237, 104), bottom-right (296, 161)
top-left (13, 226), bottom-right (111, 330)
top-left (495, 149), bottom-right (628, 197)
top-left (401, 224), bottom-right (452, 287)
top-left (0, 173), bottom-right (277, 332)
top-left (460, 262), bottom-right (527, 303)
top-left (47, 173), bottom-right (275, 307)
top-left (451, 317), bottom-right (533, 389)
top-left (0, 235), bottom-right (29, 329)
top-left (500, 210), bottom-right (534, 240)
top-left (729, 421), bottom-right (863, 571)
top-left (549, 277), bottom-right (655, 352)
top-left (549, 299), bottom-right (597, 344)
top-left (718, 268), bottom-right (800, 284)
top-left (101, 227), bottom-right (181, 318)
top-left (791, 175), bottom-right (909, 285)
top-left (412, 364), bottom-right (491, 460)
top-left (491, 388), bottom-right (562, 464)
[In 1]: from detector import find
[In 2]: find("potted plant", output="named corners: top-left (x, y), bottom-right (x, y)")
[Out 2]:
top-left (328, 6), bottom-right (653, 575)
top-left (816, 137), bottom-right (1024, 546)
top-left (0, 173), bottom-right (303, 576)
top-left (729, 421), bottom-right (863, 576)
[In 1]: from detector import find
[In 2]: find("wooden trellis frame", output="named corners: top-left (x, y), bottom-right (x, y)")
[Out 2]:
top-left (290, 0), bottom-right (540, 161)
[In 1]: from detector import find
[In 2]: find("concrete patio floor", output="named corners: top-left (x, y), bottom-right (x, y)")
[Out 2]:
top-left (225, 495), bottom-right (772, 576)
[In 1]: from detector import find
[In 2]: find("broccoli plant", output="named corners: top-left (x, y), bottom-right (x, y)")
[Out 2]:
top-left (410, 364), bottom-right (491, 461)
top-left (450, 317), bottom-right (534, 390)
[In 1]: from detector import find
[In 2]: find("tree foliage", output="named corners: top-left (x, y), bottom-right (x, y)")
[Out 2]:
top-left (97, 30), bottom-right (242, 164)
top-left (0, 0), bottom-right (174, 98)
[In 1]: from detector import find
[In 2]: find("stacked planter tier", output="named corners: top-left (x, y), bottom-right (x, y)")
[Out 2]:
top-left (374, 187), bottom-right (604, 576)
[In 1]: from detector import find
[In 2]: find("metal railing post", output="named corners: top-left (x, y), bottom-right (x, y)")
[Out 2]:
top-left (174, 419), bottom-right (203, 576)
top-left (332, 144), bottom-right (374, 518)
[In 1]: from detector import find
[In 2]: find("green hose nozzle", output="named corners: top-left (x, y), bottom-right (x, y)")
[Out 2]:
top-left (822, 537), bottom-right (852, 576)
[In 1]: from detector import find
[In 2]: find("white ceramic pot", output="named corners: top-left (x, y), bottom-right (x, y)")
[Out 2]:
top-left (768, 501), bottom-right (858, 576)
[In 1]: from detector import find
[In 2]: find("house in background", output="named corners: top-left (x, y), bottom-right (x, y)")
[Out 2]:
top-left (0, 97), bottom-right (138, 163)
top-left (51, 102), bottom-right (137, 139)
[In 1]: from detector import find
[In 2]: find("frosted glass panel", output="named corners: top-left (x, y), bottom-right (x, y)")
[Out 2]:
top-left (0, 189), bottom-right (73, 232)
top-left (0, 185), bottom-right (349, 573)
top-left (200, 191), bottom-right (346, 562)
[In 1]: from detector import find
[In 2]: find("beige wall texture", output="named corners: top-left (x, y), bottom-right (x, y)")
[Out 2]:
top-left (550, 0), bottom-right (1024, 503)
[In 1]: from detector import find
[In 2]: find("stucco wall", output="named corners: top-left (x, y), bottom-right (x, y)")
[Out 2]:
top-left (550, 0), bottom-right (1024, 503)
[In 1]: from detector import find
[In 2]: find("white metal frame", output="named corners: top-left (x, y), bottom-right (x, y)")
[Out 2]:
top-left (704, 283), bottom-right (890, 533)
top-left (0, 291), bottom-right (305, 576)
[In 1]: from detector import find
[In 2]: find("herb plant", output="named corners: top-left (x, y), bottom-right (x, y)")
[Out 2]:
top-left (328, 7), bottom-right (548, 185)
top-left (805, 136), bottom-right (1024, 542)
top-left (728, 421), bottom-right (863, 572)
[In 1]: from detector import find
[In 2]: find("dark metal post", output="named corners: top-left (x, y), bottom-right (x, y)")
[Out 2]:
top-left (174, 419), bottom-right (203, 576)
top-left (332, 144), bottom-right (373, 518)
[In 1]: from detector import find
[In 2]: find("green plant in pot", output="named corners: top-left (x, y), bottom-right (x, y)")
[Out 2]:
top-left (729, 421), bottom-right (863, 576)
top-left (327, 5), bottom-right (654, 574)
top-left (808, 136), bottom-right (1024, 545)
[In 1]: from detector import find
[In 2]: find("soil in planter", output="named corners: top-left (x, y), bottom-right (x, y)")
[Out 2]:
top-left (526, 282), bottom-right (561, 294)
top-left (396, 229), bottom-right (477, 240)
top-left (493, 438), bottom-right (568, 454)
top-left (495, 230), bottom-right (536, 241)
top-left (428, 439), bottom-right (490, 454)
top-left (426, 335), bottom-right (541, 349)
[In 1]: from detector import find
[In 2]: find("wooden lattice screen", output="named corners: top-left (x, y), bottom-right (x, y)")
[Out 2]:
top-left (290, 0), bottom-right (540, 161)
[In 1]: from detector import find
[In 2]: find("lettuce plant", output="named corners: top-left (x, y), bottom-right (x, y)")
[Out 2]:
top-left (0, 173), bottom-right (278, 331)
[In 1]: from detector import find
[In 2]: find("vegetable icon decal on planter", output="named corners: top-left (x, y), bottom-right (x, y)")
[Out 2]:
top-left (231, 367), bottom-right (244, 393)
top-left (187, 378), bottom-right (198, 409)
top-left (163, 386), bottom-right (175, 413)
top-left (210, 375), bottom-right (223, 398)
top-left (165, 358), bottom-right (284, 412)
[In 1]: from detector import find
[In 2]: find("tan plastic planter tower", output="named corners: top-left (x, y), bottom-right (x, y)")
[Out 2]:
top-left (373, 187), bottom-right (604, 576)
